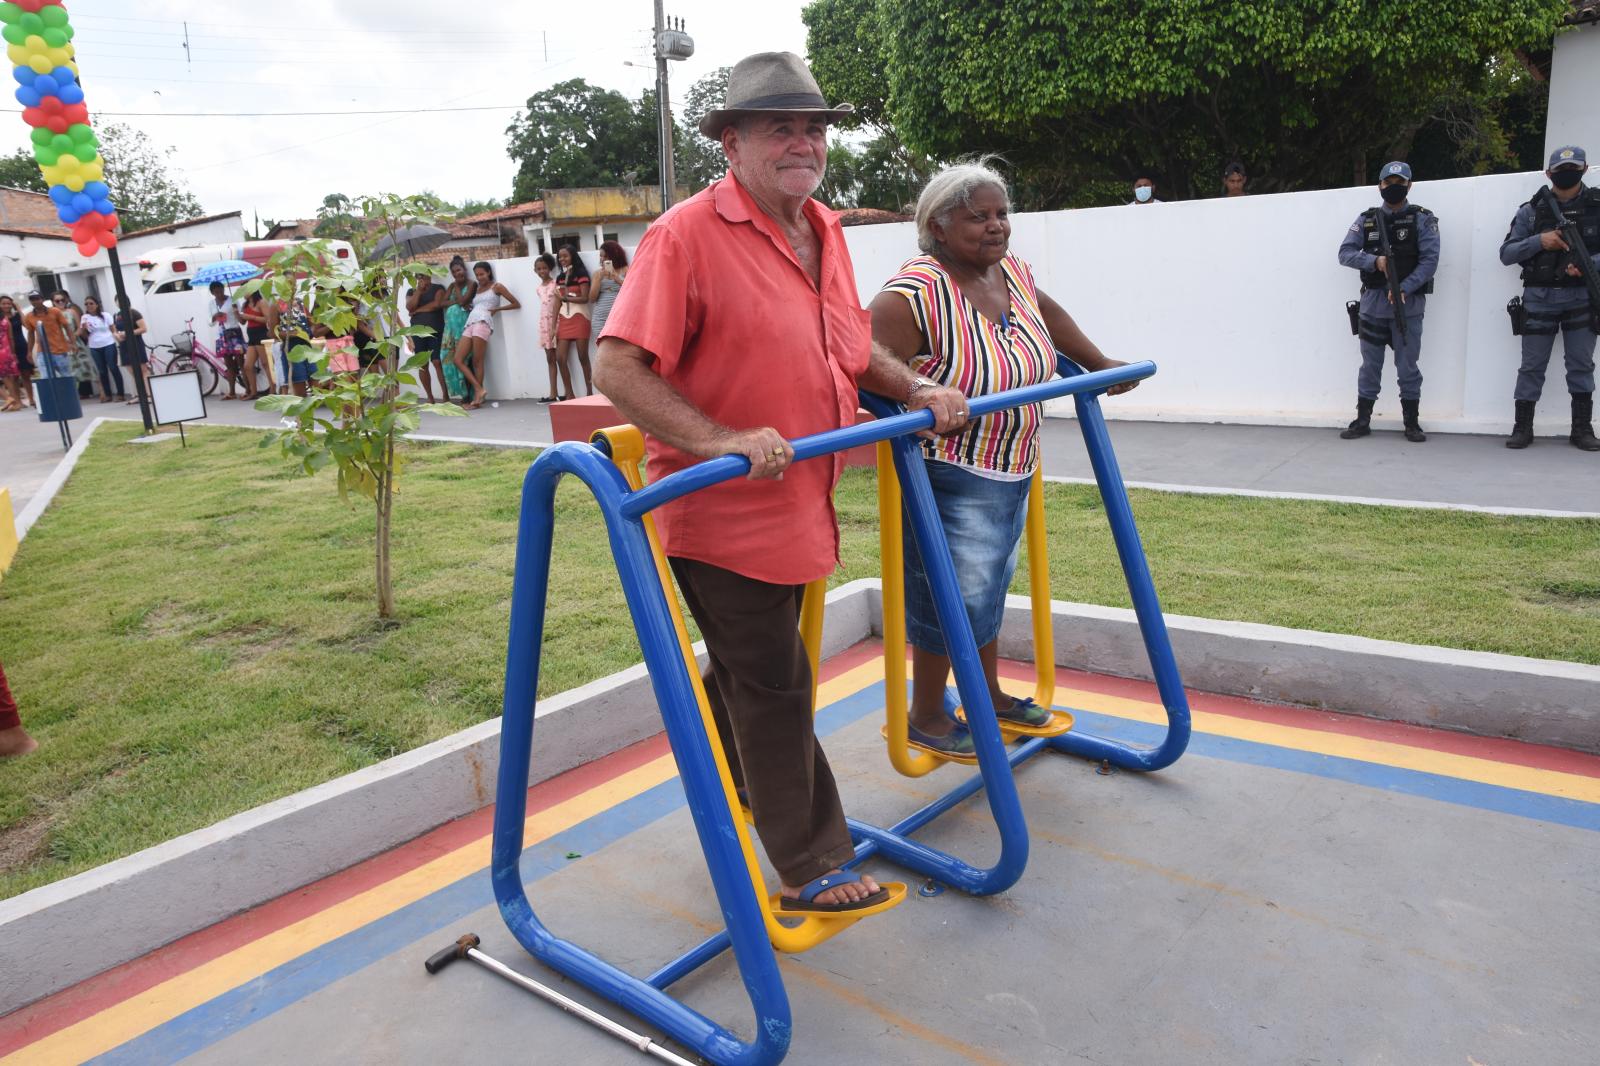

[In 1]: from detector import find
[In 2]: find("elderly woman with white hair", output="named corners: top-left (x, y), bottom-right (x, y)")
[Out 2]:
top-left (869, 159), bottom-right (1138, 760)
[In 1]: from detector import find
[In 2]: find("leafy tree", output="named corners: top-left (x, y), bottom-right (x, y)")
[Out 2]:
top-left (96, 122), bottom-right (203, 230)
top-left (0, 147), bottom-right (46, 192)
top-left (246, 195), bottom-right (464, 620)
top-left (805, 0), bottom-right (1570, 206)
top-left (506, 78), bottom-right (659, 200)
top-left (453, 196), bottom-right (505, 217)
top-left (674, 66), bottom-right (729, 192)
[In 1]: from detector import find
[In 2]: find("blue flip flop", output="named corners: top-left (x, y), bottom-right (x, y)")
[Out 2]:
top-left (779, 870), bottom-right (890, 913)
top-left (905, 720), bottom-right (977, 763)
top-left (996, 696), bottom-right (1052, 728)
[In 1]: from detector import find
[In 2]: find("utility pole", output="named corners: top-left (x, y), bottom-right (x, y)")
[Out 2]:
top-left (653, 8), bottom-right (693, 211)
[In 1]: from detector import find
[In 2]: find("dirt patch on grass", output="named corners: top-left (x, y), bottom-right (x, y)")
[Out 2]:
top-left (137, 601), bottom-right (211, 638)
top-left (198, 623), bottom-right (296, 665)
top-left (1531, 580), bottom-right (1600, 616)
top-left (0, 813), bottom-right (52, 874)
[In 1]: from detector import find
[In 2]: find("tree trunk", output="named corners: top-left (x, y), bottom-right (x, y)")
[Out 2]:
top-left (375, 431), bottom-right (395, 619)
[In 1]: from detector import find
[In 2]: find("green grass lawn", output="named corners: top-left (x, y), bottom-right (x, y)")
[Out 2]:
top-left (2, 422), bottom-right (1596, 898)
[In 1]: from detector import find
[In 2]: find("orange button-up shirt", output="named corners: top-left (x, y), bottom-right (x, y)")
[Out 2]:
top-left (599, 171), bottom-right (872, 585)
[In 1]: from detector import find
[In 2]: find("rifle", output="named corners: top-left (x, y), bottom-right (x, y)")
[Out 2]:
top-left (1537, 186), bottom-right (1600, 318)
top-left (1373, 208), bottom-right (1408, 343)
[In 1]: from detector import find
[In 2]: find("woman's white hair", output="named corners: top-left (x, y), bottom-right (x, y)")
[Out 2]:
top-left (914, 157), bottom-right (1011, 255)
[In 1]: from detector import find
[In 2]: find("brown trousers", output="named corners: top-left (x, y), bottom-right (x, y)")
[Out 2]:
top-left (669, 556), bottom-right (855, 886)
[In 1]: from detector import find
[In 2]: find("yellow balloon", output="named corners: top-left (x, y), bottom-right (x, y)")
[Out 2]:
top-left (27, 53), bottom-right (52, 74)
top-left (41, 155), bottom-right (103, 193)
top-left (5, 43), bottom-right (28, 67)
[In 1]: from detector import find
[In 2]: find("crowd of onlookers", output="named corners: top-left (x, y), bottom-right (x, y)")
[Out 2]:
top-left (0, 289), bottom-right (148, 413)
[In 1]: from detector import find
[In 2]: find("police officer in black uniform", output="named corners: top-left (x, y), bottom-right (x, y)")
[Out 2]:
top-left (1498, 145), bottom-right (1600, 450)
top-left (1336, 161), bottom-right (1439, 442)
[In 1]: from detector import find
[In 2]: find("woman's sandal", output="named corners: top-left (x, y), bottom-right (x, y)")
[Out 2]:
top-left (903, 720), bottom-right (977, 764)
top-left (537, 395), bottom-right (557, 403)
top-left (778, 870), bottom-right (890, 914)
top-left (995, 696), bottom-right (1053, 728)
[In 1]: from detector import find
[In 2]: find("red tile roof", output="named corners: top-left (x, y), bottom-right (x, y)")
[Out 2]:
top-left (837, 207), bottom-right (911, 227)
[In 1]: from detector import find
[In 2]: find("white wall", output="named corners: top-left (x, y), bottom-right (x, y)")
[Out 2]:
top-left (1546, 23), bottom-right (1600, 166)
top-left (842, 171), bottom-right (1567, 434)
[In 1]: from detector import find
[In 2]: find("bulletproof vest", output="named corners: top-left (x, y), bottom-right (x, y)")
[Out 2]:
top-left (1359, 205), bottom-right (1434, 293)
top-left (1522, 186), bottom-right (1600, 287)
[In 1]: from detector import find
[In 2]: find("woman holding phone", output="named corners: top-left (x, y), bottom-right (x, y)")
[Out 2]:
top-left (587, 240), bottom-right (628, 362)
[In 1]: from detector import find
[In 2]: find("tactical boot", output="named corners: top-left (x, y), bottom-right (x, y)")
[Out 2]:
top-left (1400, 398), bottom-right (1426, 443)
top-left (1340, 396), bottom-right (1374, 439)
top-left (1505, 400), bottom-right (1536, 449)
top-left (1572, 392), bottom-right (1600, 451)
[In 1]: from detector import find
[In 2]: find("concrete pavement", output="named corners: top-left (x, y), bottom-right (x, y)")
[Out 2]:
top-left (4, 398), bottom-right (1598, 522)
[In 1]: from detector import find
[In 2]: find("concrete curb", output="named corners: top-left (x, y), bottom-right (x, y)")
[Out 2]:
top-left (0, 581), bottom-right (878, 1016)
top-left (14, 416), bottom-right (108, 540)
top-left (986, 595), bottom-right (1600, 753)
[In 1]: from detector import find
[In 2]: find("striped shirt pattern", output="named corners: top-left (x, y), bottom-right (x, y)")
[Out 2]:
top-left (881, 253), bottom-right (1057, 475)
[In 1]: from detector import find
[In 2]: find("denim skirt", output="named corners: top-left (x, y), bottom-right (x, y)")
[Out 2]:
top-left (902, 457), bottom-right (1031, 656)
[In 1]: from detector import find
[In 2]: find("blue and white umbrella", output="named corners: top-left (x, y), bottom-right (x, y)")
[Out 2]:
top-left (190, 259), bottom-right (261, 287)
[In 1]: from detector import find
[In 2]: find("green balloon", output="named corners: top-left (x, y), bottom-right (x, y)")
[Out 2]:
top-left (30, 126), bottom-right (51, 147)
top-left (50, 132), bottom-right (72, 152)
top-left (61, 24), bottom-right (73, 42)
top-left (40, 6), bottom-right (68, 29)
top-left (68, 124), bottom-right (95, 146)
top-left (1, 23), bottom-right (26, 45)
top-left (0, 4), bottom-right (23, 26)
top-left (72, 142), bottom-right (96, 163)
top-left (40, 27), bottom-right (64, 48)
top-left (17, 11), bottom-right (40, 33)
top-left (33, 145), bottom-right (58, 166)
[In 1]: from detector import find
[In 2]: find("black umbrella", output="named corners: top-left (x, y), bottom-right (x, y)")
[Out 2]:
top-left (372, 223), bottom-right (452, 261)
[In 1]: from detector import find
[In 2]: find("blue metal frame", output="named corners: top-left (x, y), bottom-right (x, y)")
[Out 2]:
top-left (490, 359), bottom-right (1189, 1065)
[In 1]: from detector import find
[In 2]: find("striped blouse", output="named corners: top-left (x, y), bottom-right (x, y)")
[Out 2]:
top-left (880, 253), bottom-right (1057, 476)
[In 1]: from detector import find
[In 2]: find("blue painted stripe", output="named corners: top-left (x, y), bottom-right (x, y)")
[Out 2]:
top-left (88, 683), bottom-right (1599, 1063)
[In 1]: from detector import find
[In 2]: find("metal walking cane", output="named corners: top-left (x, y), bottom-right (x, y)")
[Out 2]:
top-left (425, 934), bottom-right (699, 1066)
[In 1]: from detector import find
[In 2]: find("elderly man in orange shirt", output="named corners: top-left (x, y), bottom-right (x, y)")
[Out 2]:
top-left (595, 51), bottom-right (969, 914)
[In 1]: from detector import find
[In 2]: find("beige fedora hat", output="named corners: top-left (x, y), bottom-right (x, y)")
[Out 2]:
top-left (697, 51), bottom-right (854, 138)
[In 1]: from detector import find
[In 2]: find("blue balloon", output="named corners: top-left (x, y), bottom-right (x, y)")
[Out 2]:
top-left (56, 204), bottom-right (82, 224)
top-left (34, 74), bottom-right (57, 95)
top-left (14, 85), bottom-right (38, 106)
top-left (58, 84), bottom-right (82, 105)
top-left (82, 181), bottom-right (108, 200)
top-left (48, 183), bottom-right (73, 205)
top-left (13, 67), bottom-right (35, 86)
top-left (51, 67), bottom-right (75, 84)
top-left (92, 198), bottom-right (114, 214)
top-left (70, 192), bottom-right (92, 213)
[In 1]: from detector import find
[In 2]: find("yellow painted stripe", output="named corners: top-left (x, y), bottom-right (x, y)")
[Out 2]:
top-left (1045, 677), bottom-right (1600, 805)
top-left (6, 658), bottom-right (889, 1065)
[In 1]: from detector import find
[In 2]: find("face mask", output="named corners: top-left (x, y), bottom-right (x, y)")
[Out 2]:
top-left (1551, 169), bottom-right (1583, 190)
top-left (1380, 184), bottom-right (1408, 205)
top-left (1134, 186), bottom-right (1152, 202)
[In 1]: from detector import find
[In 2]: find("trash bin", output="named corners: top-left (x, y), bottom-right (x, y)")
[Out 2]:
top-left (35, 373), bottom-right (82, 422)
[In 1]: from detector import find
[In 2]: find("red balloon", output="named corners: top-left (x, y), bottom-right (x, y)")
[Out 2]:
top-left (77, 240), bottom-right (99, 257)
top-left (16, 1), bottom-right (60, 13)
top-left (22, 98), bottom-right (89, 135)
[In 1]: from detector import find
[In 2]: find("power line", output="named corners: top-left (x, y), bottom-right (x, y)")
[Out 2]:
top-left (3, 104), bottom-right (527, 117)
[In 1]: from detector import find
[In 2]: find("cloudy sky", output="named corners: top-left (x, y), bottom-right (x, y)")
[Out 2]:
top-left (3, 0), bottom-right (812, 226)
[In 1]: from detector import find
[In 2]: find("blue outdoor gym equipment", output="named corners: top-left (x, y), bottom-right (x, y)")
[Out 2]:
top-left (427, 356), bottom-right (1191, 1065)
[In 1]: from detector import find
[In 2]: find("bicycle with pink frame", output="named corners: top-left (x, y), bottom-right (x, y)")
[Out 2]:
top-left (147, 317), bottom-right (231, 396)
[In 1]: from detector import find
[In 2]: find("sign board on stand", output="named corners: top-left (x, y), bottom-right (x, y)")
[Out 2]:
top-left (147, 368), bottom-right (207, 447)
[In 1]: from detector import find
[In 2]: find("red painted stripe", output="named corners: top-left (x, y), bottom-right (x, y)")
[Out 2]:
top-left (994, 657), bottom-right (1600, 780)
top-left (0, 645), bottom-right (877, 1050)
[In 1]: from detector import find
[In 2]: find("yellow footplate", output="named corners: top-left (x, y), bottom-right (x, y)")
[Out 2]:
top-left (769, 881), bottom-right (909, 923)
top-left (953, 704), bottom-right (1076, 739)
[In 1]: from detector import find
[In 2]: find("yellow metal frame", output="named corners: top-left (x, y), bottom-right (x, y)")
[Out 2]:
top-left (876, 442), bottom-right (1072, 778)
top-left (0, 486), bottom-right (16, 579)
top-left (593, 426), bottom-right (905, 952)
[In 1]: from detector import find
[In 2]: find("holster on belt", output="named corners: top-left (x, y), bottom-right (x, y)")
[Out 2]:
top-left (1345, 301), bottom-right (1360, 336)
top-left (1506, 296), bottom-right (1524, 336)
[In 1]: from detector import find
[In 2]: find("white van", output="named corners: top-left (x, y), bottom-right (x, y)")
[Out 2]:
top-left (136, 239), bottom-right (358, 350)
